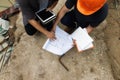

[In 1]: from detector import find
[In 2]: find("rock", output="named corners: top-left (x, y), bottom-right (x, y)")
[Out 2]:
top-left (0, 36), bottom-right (4, 43)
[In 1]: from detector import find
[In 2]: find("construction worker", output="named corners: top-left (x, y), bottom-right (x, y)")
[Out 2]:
top-left (17, 0), bottom-right (58, 39)
top-left (52, 0), bottom-right (108, 34)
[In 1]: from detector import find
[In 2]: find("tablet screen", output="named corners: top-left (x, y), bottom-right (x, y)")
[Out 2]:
top-left (36, 10), bottom-right (54, 21)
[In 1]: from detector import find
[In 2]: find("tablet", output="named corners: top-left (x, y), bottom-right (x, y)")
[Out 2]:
top-left (35, 9), bottom-right (56, 24)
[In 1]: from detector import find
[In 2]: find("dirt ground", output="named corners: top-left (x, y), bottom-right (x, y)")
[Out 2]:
top-left (0, 0), bottom-right (120, 80)
top-left (104, 2), bottom-right (120, 79)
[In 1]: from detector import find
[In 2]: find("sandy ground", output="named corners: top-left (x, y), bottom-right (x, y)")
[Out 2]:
top-left (0, 0), bottom-right (15, 11)
top-left (1, 0), bottom-right (120, 80)
top-left (104, 3), bottom-right (120, 79)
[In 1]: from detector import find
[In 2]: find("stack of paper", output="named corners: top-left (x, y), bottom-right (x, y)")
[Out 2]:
top-left (42, 26), bottom-right (94, 55)
top-left (71, 27), bottom-right (94, 52)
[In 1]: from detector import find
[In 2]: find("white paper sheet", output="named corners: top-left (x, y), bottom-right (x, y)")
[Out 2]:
top-left (71, 27), bottom-right (93, 52)
top-left (42, 26), bottom-right (73, 55)
top-left (43, 26), bottom-right (94, 55)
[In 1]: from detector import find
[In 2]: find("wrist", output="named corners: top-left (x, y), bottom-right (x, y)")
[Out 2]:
top-left (44, 31), bottom-right (49, 35)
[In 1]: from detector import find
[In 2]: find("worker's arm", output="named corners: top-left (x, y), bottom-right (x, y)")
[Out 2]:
top-left (28, 19), bottom-right (56, 39)
top-left (47, 0), bottom-right (58, 11)
top-left (52, 5), bottom-right (70, 32)
top-left (86, 25), bottom-right (94, 33)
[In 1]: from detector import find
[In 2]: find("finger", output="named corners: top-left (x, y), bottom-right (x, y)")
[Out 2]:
top-left (50, 37), bottom-right (56, 41)
top-left (72, 39), bottom-right (76, 46)
top-left (51, 31), bottom-right (56, 39)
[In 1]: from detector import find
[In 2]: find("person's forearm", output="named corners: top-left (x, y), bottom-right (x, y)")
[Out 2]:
top-left (29, 19), bottom-right (56, 39)
top-left (50, 1), bottom-right (58, 10)
top-left (86, 25), bottom-right (94, 33)
top-left (53, 5), bottom-right (69, 30)
top-left (28, 19), bottom-right (48, 35)
top-left (47, 0), bottom-right (58, 11)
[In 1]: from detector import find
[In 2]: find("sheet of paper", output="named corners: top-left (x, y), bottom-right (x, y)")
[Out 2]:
top-left (71, 27), bottom-right (93, 51)
top-left (82, 42), bottom-right (94, 50)
top-left (42, 26), bottom-right (73, 55)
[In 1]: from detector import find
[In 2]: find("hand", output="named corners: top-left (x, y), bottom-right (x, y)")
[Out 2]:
top-left (46, 31), bottom-right (56, 40)
top-left (51, 25), bottom-right (56, 32)
top-left (72, 39), bottom-right (76, 46)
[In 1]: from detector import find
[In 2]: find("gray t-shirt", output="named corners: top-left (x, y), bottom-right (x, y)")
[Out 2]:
top-left (17, 0), bottom-right (55, 25)
top-left (16, 0), bottom-right (58, 25)
top-left (39, 0), bottom-right (48, 11)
